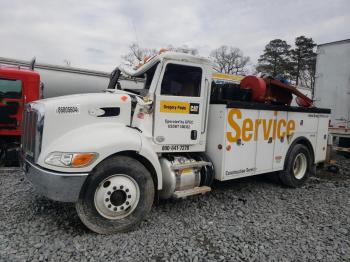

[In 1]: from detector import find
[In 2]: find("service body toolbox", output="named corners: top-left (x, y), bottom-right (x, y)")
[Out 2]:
top-left (207, 101), bottom-right (330, 181)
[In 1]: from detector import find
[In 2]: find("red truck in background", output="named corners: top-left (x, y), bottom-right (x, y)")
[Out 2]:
top-left (0, 65), bottom-right (41, 165)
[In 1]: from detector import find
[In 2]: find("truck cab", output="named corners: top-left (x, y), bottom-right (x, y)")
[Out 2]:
top-left (22, 52), bottom-right (330, 234)
top-left (125, 52), bottom-right (212, 152)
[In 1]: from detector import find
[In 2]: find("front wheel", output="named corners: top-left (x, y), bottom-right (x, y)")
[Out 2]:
top-left (76, 156), bottom-right (155, 234)
top-left (279, 144), bottom-right (312, 188)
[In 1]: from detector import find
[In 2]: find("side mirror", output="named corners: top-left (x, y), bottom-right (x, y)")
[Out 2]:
top-left (107, 67), bottom-right (121, 90)
top-left (40, 82), bottom-right (45, 99)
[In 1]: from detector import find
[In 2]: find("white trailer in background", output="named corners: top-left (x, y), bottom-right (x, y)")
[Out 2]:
top-left (313, 39), bottom-right (350, 153)
top-left (0, 57), bottom-right (144, 98)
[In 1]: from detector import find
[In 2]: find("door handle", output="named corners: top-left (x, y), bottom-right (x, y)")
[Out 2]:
top-left (191, 130), bottom-right (197, 140)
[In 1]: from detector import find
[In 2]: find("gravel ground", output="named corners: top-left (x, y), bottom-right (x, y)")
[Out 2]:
top-left (0, 156), bottom-right (349, 262)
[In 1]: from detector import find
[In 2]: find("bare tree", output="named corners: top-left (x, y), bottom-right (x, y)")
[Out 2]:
top-left (121, 43), bottom-right (158, 67)
top-left (121, 43), bottom-right (199, 67)
top-left (298, 60), bottom-right (316, 90)
top-left (210, 46), bottom-right (250, 75)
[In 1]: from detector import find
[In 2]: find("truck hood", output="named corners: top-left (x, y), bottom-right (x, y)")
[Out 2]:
top-left (34, 92), bottom-right (132, 157)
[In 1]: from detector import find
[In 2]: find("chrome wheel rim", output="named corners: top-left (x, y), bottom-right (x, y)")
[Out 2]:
top-left (94, 174), bottom-right (140, 220)
top-left (293, 153), bottom-right (307, 180)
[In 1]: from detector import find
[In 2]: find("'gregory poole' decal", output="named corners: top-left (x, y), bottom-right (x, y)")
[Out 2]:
top-left (160, 101), bottom-right (199, 114)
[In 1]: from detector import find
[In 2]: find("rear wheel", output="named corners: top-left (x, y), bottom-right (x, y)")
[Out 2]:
top-left (76, 156), bottom-right (155, 234)
top-left (279, 144), bottom-right (312, 188)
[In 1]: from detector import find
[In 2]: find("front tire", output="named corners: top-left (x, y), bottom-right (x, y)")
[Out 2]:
top-left (279, 144), bottom-right (312, 188)
top-left (76, 156), bottom-right (155, 234)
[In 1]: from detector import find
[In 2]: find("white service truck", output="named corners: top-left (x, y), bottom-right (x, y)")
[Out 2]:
top-left (22, 52), bottom-right (330, 234)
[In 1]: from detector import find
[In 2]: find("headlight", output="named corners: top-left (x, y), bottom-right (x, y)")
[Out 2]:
top-left (45, 152), bottom-right (97, 168)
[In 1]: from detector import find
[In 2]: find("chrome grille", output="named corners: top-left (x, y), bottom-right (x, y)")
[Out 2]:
top-left (22, 103), bottom-right (44, 162)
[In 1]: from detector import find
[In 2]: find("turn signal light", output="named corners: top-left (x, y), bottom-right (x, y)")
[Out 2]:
top-left (71, 153), bottom-right (96, 167)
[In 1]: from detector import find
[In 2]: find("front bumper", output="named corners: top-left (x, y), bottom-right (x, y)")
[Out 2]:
top-left (23, 160), bottom-right (88, 202)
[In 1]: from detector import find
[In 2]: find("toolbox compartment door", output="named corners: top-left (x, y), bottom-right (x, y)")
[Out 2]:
top-left (223, 108), bottom-right (258, 180)
top-left (273, 111), bottom-right (289, 171)
top-left (255, 110), bottom-right (275, 173)
top-left (315, 115), bottom-right (329, 163)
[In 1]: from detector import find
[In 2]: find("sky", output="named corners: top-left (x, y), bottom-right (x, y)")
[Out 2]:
top-left (0, 0), bottom-right (349, 72)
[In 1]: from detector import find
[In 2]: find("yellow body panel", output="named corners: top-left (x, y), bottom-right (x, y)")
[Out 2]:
top-left (212, 73), bottom-right (245, 82)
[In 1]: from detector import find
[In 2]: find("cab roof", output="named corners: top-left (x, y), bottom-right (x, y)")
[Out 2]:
top-left (120, 52), bottom-right (213, 78)
top-left (0, 64), bottom-right (40, 77)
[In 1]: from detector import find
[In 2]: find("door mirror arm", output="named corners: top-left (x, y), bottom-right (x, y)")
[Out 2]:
top-left (136, 96), bottom-right (154, 114)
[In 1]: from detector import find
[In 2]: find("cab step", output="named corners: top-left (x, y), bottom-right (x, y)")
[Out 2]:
top-left (172, 186), bottom-right (211, 199)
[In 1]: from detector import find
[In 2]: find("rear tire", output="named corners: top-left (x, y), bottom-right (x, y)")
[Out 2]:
top-left (76, 156), bottom-right (155, 234)
top-left (279, 144), bottom-right (312, 188)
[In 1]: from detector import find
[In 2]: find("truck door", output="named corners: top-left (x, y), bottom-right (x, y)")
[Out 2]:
top-left (153, 62), bottom-right (205, 145)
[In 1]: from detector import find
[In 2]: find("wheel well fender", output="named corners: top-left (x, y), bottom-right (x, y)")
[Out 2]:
top-left (139, 136), bottom-right (162, 190)
top-left (91, 135), bottom-right (163, 191)
top-left (284, 136), bottom-right (315, 169)
top-left (110, 150), bottom-right (162, 191)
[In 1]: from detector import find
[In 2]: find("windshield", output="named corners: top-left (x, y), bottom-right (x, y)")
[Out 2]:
top-left (143, 63), bottom-right (158, 90)
top-left (122, 63), bottom-right (159, 97)
top-left (0, 78), bottom-right (22, 99)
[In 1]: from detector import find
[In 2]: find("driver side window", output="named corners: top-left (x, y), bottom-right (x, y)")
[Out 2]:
top-left (160, 64), bottom-right (202, 97)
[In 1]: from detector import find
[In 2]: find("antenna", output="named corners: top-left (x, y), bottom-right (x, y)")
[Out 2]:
top-left (131, 19), bottom-right (140, 47)
top-left (63, 59), bottom-right (71, 67)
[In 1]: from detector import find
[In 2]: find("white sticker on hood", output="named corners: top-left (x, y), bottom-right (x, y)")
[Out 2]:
top-left (56, 105), bottom-right (80, 114)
